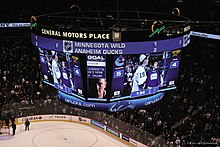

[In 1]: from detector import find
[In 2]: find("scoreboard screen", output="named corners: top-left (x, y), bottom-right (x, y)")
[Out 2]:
top-left (34, 32), bottom-right (187, 112)
top-left (39, 47), bottom-right (181, 102)
top-left (110, 50), bottom-right (181, 101)
top-left (31, 10), bottom-right (191, 111)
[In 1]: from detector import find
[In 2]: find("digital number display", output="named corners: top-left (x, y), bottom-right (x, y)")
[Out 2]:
top-left (34, 33), bottom-right (187, 111)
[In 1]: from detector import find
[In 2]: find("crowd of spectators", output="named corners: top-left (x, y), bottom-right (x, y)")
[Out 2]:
top-left (1, 1), bottom-right (220, 146)
top-left (1, 31), bottom-right (219, 146)
top-left (0, 37), bottom-right (41, 103)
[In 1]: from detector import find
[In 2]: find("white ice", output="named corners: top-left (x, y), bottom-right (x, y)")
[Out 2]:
top-left (0, 121), bottom-right (129, 147)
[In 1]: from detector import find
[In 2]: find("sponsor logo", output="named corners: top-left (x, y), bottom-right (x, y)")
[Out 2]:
top-left (54, 116), bottom-right (66, 119)
top-left (149, 25), bottom-right (165, 37)
top-left (130, 139), bottom-right (137, 146)
top-left (144, 94), bottom-right (164, 105)
top-left (91, 120), bottom-right (104, 129)
top-left (22, 116), bottom-right (42, 122)
top-left (64, 98), bottom-right (96, 108)
top-left (106, 127), bottom-right (120, 137)
top-left (122, 135), bottom-right (130, 142)
top-left (112, 31), bottom-right (121, 42)
top-left (49, 115), bottom-right (54, 119)
top-left (30, 22), bottom-right (37, 30)
top-left (184, 26), bottom-right (190, 32)
top-left (78, 117), bottom-right (86, 122)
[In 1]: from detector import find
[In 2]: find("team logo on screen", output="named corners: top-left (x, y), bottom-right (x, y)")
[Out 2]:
top-left (170, 61), bottom-right (179, 69)
top-left (63, 40), bottom-right (73, 53)
top-left (172, 50), bottom-right (181, 57)
top-left (109, 100), bottom-right (135, 112)
top-left (74, 68), bottom-right (81, 76)
top-left (72, 56), bottom-right (79, 63)
top-left (40, 56), bottom-right (46, 64)
top-left (114, 70), bottom-right (124, 78)
top-left (115, 55), bottom-right (125, 66)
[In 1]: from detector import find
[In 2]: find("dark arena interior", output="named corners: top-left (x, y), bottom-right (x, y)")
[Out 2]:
top-left (0, 0), bottom-right (220, 147)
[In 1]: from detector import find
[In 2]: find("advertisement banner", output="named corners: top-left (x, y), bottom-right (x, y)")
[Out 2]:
top-left (71, 116), bottom-right (90, 124)
top-left (91, 120), bottom-right (105, 130)
top-left (58, 90), bottom-right (164, 112)
top-left (122, 134), bottom-right (130, 142)
top-left (19, 115), bottom-right (43, 123)
top-left (0, 23), bottom-right (30, 28)
top-left (106, 127), bottom-right (120, 137)
top-left (130, 138), bottom-right (138, 146)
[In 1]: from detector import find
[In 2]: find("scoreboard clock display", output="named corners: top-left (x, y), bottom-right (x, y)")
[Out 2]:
top-left (31, 11), bottom-right (190, 111)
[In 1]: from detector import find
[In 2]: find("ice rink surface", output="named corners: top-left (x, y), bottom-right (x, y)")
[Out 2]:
top-left (0, 121), bottom-right (129, 147)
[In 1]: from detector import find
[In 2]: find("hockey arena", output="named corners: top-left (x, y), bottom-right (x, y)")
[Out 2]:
top-left (1, 0), bottom-right (220, 146)
top-left (0, 121), bottom-right (130, 147)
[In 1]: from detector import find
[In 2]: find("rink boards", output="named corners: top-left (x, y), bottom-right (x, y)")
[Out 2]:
top-left (16, 114), bottom-right (147, 147)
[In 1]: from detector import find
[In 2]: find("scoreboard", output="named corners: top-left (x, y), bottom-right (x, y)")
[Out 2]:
top-left (31, 11), bottom-right (190, 111)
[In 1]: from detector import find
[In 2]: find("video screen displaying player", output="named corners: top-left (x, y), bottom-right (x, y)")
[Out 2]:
top-left (159, 51), bottom-right (171, 87)
top-left (59, 58), bottom-right (73, 89)
top-left (51, 52), bottom-right (61, 85)
top-left (131, 54), bottom-right (150, 93)
top-left (65, 53), bottom-right (84, 96)
top-left (38, 48), bottom-right (85, 96)
top-left (117, 50), bottom-right (179, 98)
top-left (88, 78), bottom-right (107, 99)
top-left (38, 48), bottom-right (53, 84)
top-left (146, 61), bottom-right (160, 88)
top-left (52, 52), bottom-right (76, 94)
top-left (38, 47), bottom-right (180, 100)
top-left (123, 64), bottom-right (133, 95)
